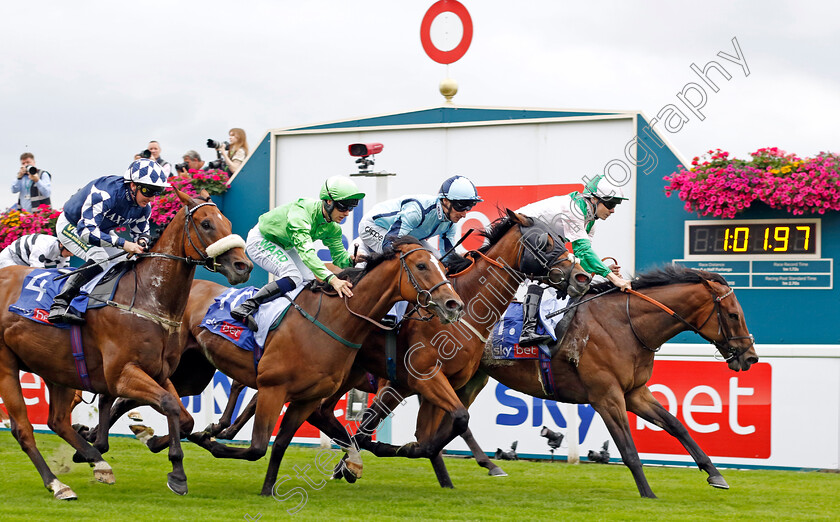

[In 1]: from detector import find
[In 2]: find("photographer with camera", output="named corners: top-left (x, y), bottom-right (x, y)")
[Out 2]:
top-left (147, 140), bottom-right (172, 178)
top-left (207, 128), bottom-right (248, 174)
top-left (12, 152), bottom-right (52, 211)
top-left (175, 150), bottom-right (205, 176)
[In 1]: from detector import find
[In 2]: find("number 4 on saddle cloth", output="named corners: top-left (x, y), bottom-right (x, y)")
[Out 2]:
top-left (490, 296), bottom-right (567, 360)
top-left (9, 265), bottom-right (131, 328)
top-left (199, 285), bottom-right (305, 354)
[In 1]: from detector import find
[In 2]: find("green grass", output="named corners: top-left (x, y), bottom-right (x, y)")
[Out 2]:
top-left (1, 432), bottom-right (838, 521)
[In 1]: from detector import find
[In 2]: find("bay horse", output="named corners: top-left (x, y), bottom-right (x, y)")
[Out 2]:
top-left (284, 210), bottom-right (592, 490)
top-left (0, 188), bottom-right (252, 499)
top-left (440, 265), bottom-right (758, 498)
top-left (135, 237), bottom-right (463, 495)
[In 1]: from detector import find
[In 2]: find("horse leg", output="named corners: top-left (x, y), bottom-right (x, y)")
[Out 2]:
top-left (260, 399), bottom-right (326, 496)
top-left (46, 384), bottom-right (115, 486)
top-left (626, 386), bottom-right (728, 489)
top-left (349, 384), bottom-right (414, 457)
top-left (188, 385), bottom-right (286, 463)
top-left (590, 393), bottom-right (657, 499)
top-left (455, 371), bottom-right (505, 477)
top-left (216, 391), bottom-right (257, 440)
top-left (207, 379), bottom-right (248, 436)
top-left (112, 367), bottom-right (192, 495)
top-left (0, 358), bottom-right (77, 499)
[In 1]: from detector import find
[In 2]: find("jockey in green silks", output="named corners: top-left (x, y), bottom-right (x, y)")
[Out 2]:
top-left (231, 176), bottom-right (365, 331)
top-left (515, 174), bottom-right (633, 346)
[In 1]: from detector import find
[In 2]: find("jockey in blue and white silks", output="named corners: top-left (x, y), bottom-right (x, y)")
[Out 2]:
top-left (48, 158), bottom-right (170, 324)
top-left (355, 175), bottom-right (482, 259)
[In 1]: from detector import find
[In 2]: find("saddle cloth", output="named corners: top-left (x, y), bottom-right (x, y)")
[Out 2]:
top-left (8, 266), bottom-right (126, 329)
top-left (488, 297), bottom-right (566, 360)
top-left (199, 285), bottom-right (305, 351)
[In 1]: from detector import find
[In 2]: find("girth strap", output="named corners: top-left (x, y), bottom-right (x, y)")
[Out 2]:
top-left (70, 325), bottom-right (93, 392)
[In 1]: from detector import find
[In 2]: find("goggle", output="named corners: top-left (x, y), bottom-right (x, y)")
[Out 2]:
top-left (333, 199), bottom-right (360, 212)
top-left (596, 197), bottom-right (620, 210)
top-left (449, 199), bottom-right (477, 212)
top-left (138, 185), bottom-right (165, 197)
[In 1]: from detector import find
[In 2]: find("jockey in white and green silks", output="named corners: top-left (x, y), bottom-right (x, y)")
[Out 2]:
top-left (231, 176), bottom-right (365, 331)
top-left (515, 174), bottom-right (633, 346)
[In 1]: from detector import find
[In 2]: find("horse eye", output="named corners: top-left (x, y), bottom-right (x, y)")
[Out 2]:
top-left (728, 313), bottom-right (739, 320)
top-left (201, 219), bottom-right (212, 230)
top-left (416, 262), bottom-right (428, 271)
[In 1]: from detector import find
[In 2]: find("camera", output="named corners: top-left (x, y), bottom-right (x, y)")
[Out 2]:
top-left (206, 139), bottom-right (230, 151)
top-left (349, 142), bottom-right (383, 174)
top-left (207, 159), bottom-right (225, 170)
top-left (175, 161), bottom-right (189, 173)
top-left (348, 143), bottom-right (383, 157)
top-left (25, 166), bottom-right (38, 176)
top-left (139, 149), bottom-right (152, 159)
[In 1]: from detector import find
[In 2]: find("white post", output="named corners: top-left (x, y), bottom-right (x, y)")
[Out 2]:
top-left (376, 174), bottom-right (389, 204)
top-left (200, 379), bottom-right (215, 431)
top-left (566, 402), bottom-right (579, 464)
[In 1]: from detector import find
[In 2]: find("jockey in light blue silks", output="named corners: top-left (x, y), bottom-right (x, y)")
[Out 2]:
top-left (515, 174), bottom-right (633, 346)
top-left (48, 158), bottom-right (169, 324)
top-left (354, 175), bottom-right (482, 259)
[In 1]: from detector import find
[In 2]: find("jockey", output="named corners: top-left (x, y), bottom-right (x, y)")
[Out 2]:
top-left (230, 175), bottom-right (365, 331)
top-left (0, 233), bottom-right (73, 269)
top-left (515, 174), bottom-right (633, 346)
top-left (355, 175), bottom-right (482, 259)
top-left (48, 158), bottom-right (168, 324)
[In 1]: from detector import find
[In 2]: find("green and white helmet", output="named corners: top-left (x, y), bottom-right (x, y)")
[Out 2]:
top-left (583, 174), bottom-right (629, 203)
top-left (319, 176), bottom-right (365, 202)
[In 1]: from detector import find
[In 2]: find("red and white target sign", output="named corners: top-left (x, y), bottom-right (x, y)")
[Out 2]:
top-left (420, 0), bottom-right (473, 64)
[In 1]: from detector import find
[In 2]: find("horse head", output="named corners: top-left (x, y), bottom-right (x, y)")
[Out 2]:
top-left (698, 278), bottom-right (758, 372)
top-left (391, 237), bottom-right (464, 324)
top-left (160, 188), bottom-right (253, 285)
top-left (506, 209), bottom-right (591, 297)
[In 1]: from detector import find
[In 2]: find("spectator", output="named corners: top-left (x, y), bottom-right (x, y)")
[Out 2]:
top-left (147, 140), bottom-right (171, 177)
top-left (183, 150), bottom-right (205, 172)
top-left (12, 152), bottom-right (52, 211)
top-left (0, 233), bottom-right (72, 269)
top-left (215, 128), bottom-right (249, 174)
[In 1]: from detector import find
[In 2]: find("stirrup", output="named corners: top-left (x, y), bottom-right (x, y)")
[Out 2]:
top-left (48, 304), bottom-right (85, 325)
top-left (519, 331), bottom-right (552, 347)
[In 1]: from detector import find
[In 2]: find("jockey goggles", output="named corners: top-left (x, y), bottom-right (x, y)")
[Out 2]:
top-left (138, 184), bottom-right (166, 197)
top-left (449, 199), bottom-right (478, 212)
top-left (596, 196), bottom-right (620, 210)
top-left (333, 198), bottom-right (360, 212)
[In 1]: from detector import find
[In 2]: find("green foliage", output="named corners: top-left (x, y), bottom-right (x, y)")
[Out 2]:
top-left (0, 433), bottom-right (837, 521)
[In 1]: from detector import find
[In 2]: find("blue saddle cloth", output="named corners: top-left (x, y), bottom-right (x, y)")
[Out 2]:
top-left (8, 268), bottom-right (117, 329)
top-left (489, 300), bottom-right (564, 360)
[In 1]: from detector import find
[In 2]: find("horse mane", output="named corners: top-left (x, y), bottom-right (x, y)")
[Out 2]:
top-left (310, 236), bottom-right (424, 292)
top-left (587, 264), bottom-right (729, 294)
top-left (443, 215), bottom-right (519, 275)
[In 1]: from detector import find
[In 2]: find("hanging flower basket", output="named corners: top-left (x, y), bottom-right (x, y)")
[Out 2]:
top-left (664, 147), bottom-right (840, 218)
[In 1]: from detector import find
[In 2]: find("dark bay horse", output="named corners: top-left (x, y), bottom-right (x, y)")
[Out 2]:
top-left (0, 188), bottom-right (252, 499)
top-left (144, 237), bottom-right (464, 495)
top-left (286, 211), bottom-right (592, 489)
top-left (444, 265), bottom-right (758, 498)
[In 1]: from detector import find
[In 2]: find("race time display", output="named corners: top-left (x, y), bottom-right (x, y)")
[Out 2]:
top-left (686, 219), bottom-right (819, 258)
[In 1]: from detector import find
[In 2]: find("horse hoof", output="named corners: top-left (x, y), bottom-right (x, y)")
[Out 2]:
top-left (488, 467), bottom-right (508, 477)
top-left (49, 479), bottom-right (77, 500)
top-left (345, 459), bottom-right (363, 480)
top-left (708, 475), bottom-right (729, 489)
top-left (129, 424), bottom-right (155, 445)
top-left (167, 475), bottom-right (188, 496)
top-left (94, 462), bottom-right (115, 484)
top-left (340, 465), bottom-right (358, 484)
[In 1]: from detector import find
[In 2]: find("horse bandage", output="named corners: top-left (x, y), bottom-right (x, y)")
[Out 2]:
top-left (206, 234), bottom-right (246, 258)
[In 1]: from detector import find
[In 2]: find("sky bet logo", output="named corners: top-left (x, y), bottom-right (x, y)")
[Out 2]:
top-left (495, 384), bottom-right (598, 441)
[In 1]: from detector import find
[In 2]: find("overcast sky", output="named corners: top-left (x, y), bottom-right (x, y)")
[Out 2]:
top-left (2, 0), bottom-right (838, 209)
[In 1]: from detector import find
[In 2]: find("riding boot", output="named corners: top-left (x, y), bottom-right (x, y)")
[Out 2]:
top-left (231, 277), bottom-right (296, 332)
top-left (519, 284), bottom-right (552, 347)
top-left (48, 260), bottom-right (105, 325)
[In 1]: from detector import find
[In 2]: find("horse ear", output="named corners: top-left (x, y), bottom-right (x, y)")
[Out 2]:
top-left (173, 185), bottom-right (193, 206)
top-left (199, 189), bottom-right (211, 201)
top-left (506, 208), bottom-right (534, 226)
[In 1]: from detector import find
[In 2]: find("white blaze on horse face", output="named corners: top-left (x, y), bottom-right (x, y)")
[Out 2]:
top-left (429, 256), bottom-right (453, 290)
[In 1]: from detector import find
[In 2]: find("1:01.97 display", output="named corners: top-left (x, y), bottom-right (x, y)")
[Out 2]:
top-left (688, 222), bottom-right (817, 256)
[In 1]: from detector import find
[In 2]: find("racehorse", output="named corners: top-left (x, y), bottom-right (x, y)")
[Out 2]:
top-left (286, 210), bottom-right (592, 490)
top-left (136, 236), bottom-right (463, 495)
top-left (438, 265), bottom-right (758, 498)
top-left (0, 188), bottom-right (252, 499)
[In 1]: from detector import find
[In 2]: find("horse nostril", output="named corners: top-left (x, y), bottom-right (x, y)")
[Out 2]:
top-left (445, 299), bottom-right (462, 312)
top-left (746, 356), bottom-right (759, 366)
top-left (575, 273), bottom-right (591, 284)
top-left (235, 261), bottom-right (251, 273)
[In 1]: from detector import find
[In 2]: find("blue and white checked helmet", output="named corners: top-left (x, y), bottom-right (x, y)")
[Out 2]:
top-left (123, 158), bottom-right (171, 188)
top-left (438, 175), bottom-right (482, 202)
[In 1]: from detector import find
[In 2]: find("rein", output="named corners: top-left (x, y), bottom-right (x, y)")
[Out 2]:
top-left (625, 286), bottom-right (754, 361)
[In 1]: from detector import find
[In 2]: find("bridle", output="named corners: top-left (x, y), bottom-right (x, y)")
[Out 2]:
top-left (626, 284), bottom-right (755, 362)
top-left (513, 223), bottom-right (578, 290)
top-left (136, 201), bottom-right (244, 271)
top-left (342, 245), bottom-right (454, 330)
